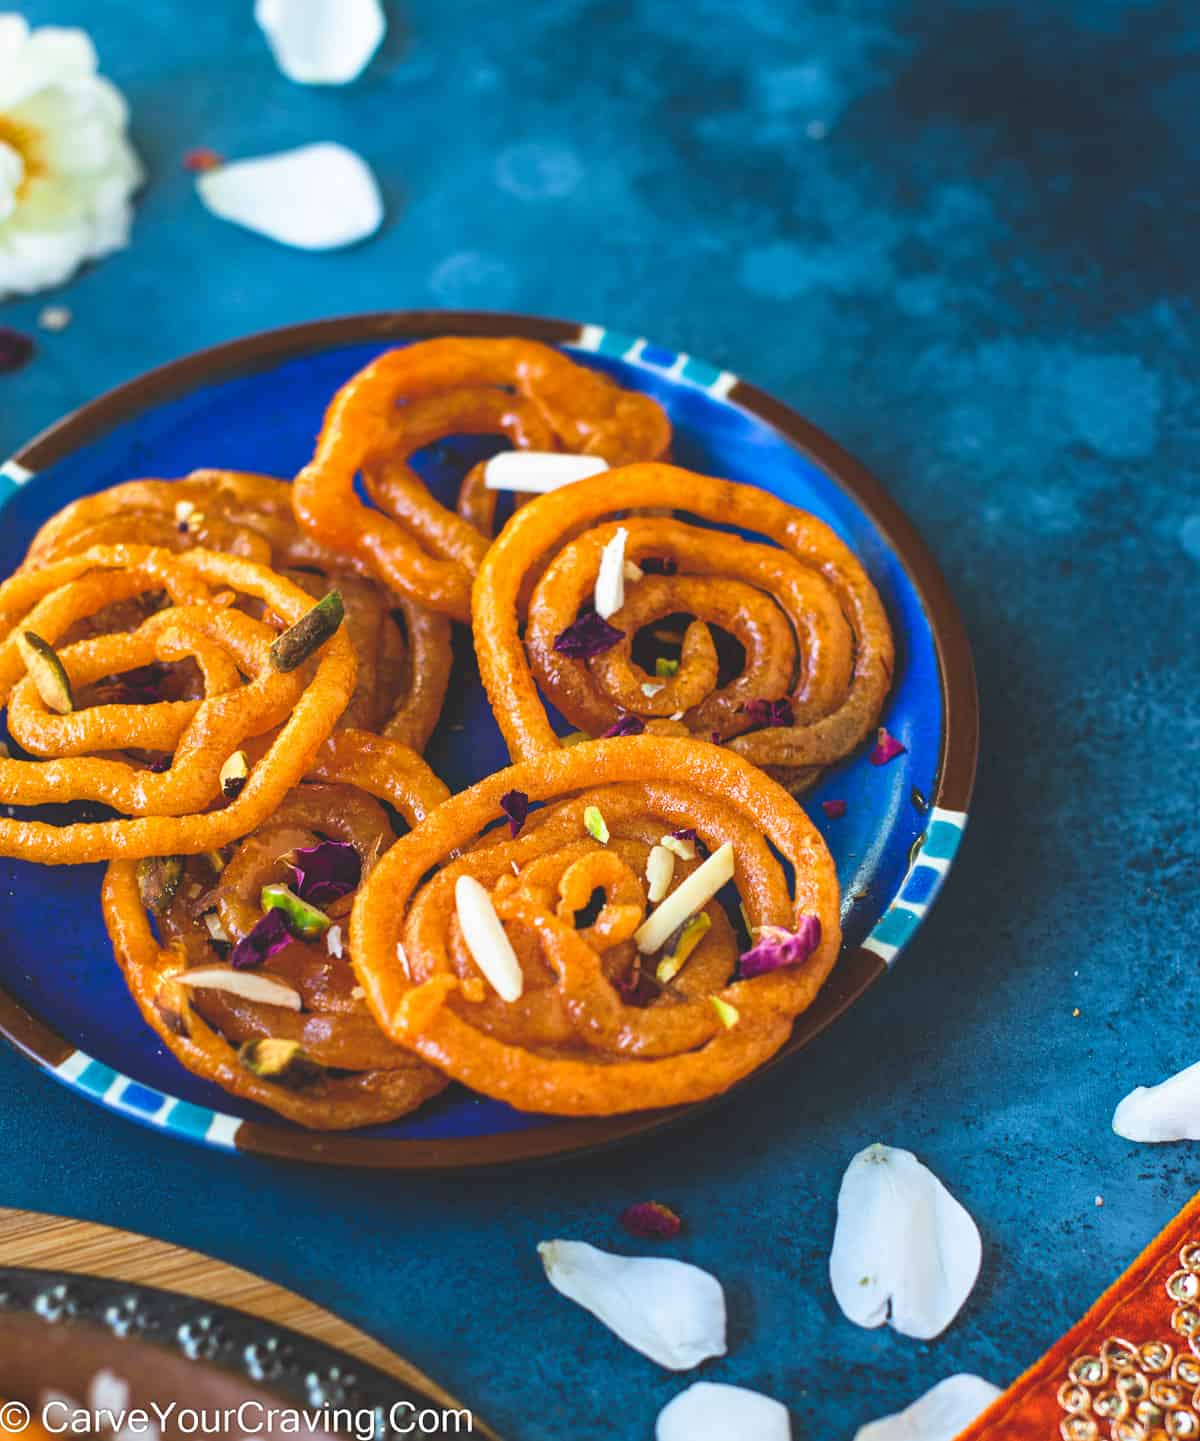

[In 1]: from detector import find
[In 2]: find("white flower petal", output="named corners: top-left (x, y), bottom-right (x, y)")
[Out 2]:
top-left (853, 1374), bottom-right (1001, 1441)
top-left (657, 1382), bottom-right (791, 1441)
top-left (830, 1143), bottom-right (982, 1340)
top-left (196, 143), bottom-right (382, 251)
top-left (1113, 1059), bottom-right (1200, 1142)
top-left (538, 1240), bottom-right (726, 1371)
top-left (255, 0), bottom-right (386, 85)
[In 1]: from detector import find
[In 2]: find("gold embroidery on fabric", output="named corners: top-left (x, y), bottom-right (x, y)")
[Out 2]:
top-left (1057, 1247), bottom-right (1200, 1440)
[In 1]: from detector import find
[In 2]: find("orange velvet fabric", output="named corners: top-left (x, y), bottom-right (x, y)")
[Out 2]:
top-left (961, 1189), bottom-right (1200, 1439)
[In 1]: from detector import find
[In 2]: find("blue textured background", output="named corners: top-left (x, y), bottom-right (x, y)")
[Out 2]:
top-left (2, 2), bottom-right (1198, 1437)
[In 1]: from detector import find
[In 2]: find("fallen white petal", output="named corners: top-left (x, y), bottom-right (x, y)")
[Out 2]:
top-left (1113, 1059), bottom-right (1200, 1141)
top-left (538, 1240), bottom-right (725, 1371)
top-left (635, 842), bottom-right (734, 955)
top-left (197, 143), bottom-right (382, 250)
top-left (595, 526), bottom-right (628, 619)
top-left (255, 0), bottom-right (385, 85)
top-left (854, 1374), bottom-right (1001, 1441)
top-left (484, 451), bottom-right (608, 493)
top-left (455, 874), bottom-right (523, 1002)
top-left (830, 1143), bottom-right (982, 1340)
top-left (657, 1382), bottom-right (790, 1441)
top-left (177, 966), bottom-right (301, 1011)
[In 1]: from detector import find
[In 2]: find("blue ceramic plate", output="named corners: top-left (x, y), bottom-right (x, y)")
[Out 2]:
top-left (0, 312), bottom-right (977, 1168)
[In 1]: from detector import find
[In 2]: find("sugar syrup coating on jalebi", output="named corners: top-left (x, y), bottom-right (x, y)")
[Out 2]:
top-left (292, 337), bottom-right (673, 621)
top-left (472, 463), bottom-right (894, 791)
top-left (103, 732), bottom-right (452, 1128)
top-left (349, 735), bottom-right (841, 1116)
top-left (21, 471), bottom-right (453, 753)
top-left (0, 546), bottom-right (355, 862)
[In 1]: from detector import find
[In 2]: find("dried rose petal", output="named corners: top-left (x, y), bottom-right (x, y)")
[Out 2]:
top-left (500, 788), bottom-right (530, 838)
top-left (148, 755), bottom-right (172, 774)
top-left (639, 556), bottom-right (678, 575)
top-left (739, 915), bottom-right (821, 978)
top-left (553, 611), bottom-right (625, 659)
top-left (0, 328), bottom-right (35, 375)
top-left (614, 964), bottom-right (657, 1007)
top-left (871, 726), bottom-right (907, 766)
top-left (230, 908), bottom-right (293, 970)
top-left (183, 147), bottom-right (224, 172)
top-left (744, 696), bottom-right (795, 729)
top-left (602, 714), bottom-right (645, 738)
top-left (620, 1201), bottom-right (682, 1241)
top-left (291, 838), bottom-right (361, 906)
top-left (821, 799), bottom-right (847, 820)
top-left (118, 662), bottom-right (168, 703)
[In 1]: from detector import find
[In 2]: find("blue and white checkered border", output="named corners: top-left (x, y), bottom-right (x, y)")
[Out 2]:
top-left (569, 324), bottom-right (739, 400)
top-left (861, 805), bottom-right (967, 966)
top-left (51, 1048), bottom-right (243, 1149)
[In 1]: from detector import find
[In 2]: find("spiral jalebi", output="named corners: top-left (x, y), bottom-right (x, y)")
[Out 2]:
top-left (293, 338), bottom-right (673, 620)
top-left (472, 462), bottom-right (894, 791)
top-left (350, 735), bottom-right (841, 1116)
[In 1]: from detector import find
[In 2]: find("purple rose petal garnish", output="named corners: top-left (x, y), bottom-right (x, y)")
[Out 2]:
top-left (230, 908), bottom-right (293, 970)
top-left (291, 838), bottom-right (361, 907)
top-left (821, 799), bottom-right (847, 820)
top-left (639, 556), bottom-right (678, 576)
top-left (744, 697), bottom-right (795, 729)
top-left (148, 755), bottom-right (172, 774)
top-left (614, 962), bottom-right (658, 1007)
top-left (620, 1201), bottom-right (683, 1240)
top-left (119, 662), bottom-right (169, 703)
top-left (500, 788), bottom-right (530, 838)
top-left (739, 915), bottom-right (822, 979)
top-left (553, 611), bottom-right (625, 659)
top-left (602, 714), bottom-right (645, 738)
top-left (870, 726), bottom-right (906, 766)
top-left (0, 328), bottom-right (35, 375)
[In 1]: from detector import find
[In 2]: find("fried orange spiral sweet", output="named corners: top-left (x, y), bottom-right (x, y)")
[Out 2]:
top-left (0, 546), bottom-right (355, 862)
top-left (473, 463), bottom-right (894, 789)
top-left (102, 732), bottom-right (452, 1129)
top-left (293, 338), bottom-right (673, 620)
top-left (22, 471), bottom-right (453, 753)
top-left (349, 735), bottom-right (841, 1116)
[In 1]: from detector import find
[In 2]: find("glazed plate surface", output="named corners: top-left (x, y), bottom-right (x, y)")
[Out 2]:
top-left (0, 311), bottom-right (977, 1167)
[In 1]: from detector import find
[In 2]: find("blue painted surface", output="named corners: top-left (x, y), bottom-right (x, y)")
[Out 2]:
top-left (0, 3), bottom-right (1196, 1439)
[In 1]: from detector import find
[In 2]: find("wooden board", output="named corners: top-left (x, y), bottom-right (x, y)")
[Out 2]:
top-left (0, 1208), bottom-right (498, 1439)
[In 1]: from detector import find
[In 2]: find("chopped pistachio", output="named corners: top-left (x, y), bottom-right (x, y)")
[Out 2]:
top-left (136, 855), bottom-right (185, 915)
top-left (269, 590), bottom-right (344, 672)
top-left (656, 911), bottom-right (712, 984)
top-left (219, 749), bottom-right (249, 799)
top-left (261, 882), bottom-right (330, 940)
top-left (710, 995), bottom-right (740, 1029)
top-left (584, 805), bottom-right (610, 843)
top-left (17, 631), bottom-right (73, 714)
top-left (238, 1038), bottom-right (322, 1089)
top-left (655, 657), bottom-right (680, 677)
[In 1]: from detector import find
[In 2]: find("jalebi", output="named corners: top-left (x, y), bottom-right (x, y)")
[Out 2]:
top-left (293, 338), bottom-right (672, 620)
top-left (472, 462), bottom-right (894, 790)
top-left (103, 732), bottom-right (451, 1128)
top-left (349, 735), bottom-right (841, 1116)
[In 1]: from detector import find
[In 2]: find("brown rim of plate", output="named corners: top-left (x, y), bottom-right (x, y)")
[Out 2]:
top-left (2, 309), bottom-right (978, 1170)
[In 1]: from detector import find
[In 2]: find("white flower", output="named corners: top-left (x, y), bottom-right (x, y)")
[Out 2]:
top-left (853, 1374), bottom-right (1001, 1441)
top-left (538, 1240), bottom-right (726, 1370)
top-left (657, 1382), bottom-right (791, 1441)
top-left (1113, 1058), bottom-right (1200, 1142)
top-left (0, 14), bottom-right (142, 298)
top-left (196, 143), bottom-right (382, 251)
top-left (830, 1143), bottom-right (982, 1340)
top-left (255, 0), bottom-right (386, 86)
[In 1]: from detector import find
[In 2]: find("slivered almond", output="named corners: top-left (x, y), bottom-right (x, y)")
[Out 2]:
top-left (645, 845), bottom-right (675, 904)
top-left (484, 451), bottom-right (608, 493)
top-left (176, 965), bottom-right (301, 1010)
top-left (594, 526), bottom-right (628, 620)
top-left (455, 875), bottom-right (524, 1002)
top-left (634, 842), bottom-right (735, 955)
